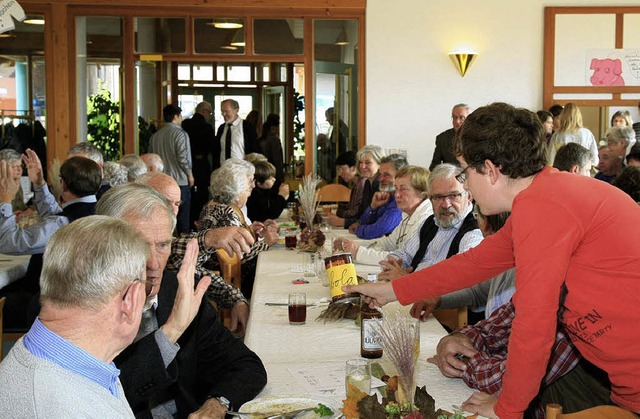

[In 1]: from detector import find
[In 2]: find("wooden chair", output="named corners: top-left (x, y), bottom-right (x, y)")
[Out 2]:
top-left (432, 306), bottom-right (468, 331)
top-left (214, 248), bottom-right (242, 330)
top-left (546, 403), bottom-right (638, 418)
top-left (317, 183), bottom-right (351, 203)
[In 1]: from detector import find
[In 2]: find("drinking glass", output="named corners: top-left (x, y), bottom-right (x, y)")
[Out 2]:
top-left (285, 231), bottom-right (297, 250)
top-left (288, 293), bottom-right (307, 325)
top-left (303, 253), bottom-right (316, 277)
top-left (345, 359), bottom-right (371, 394)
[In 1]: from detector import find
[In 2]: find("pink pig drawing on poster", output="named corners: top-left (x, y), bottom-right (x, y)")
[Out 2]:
top-left (590, 58), bottom-right (625, 86)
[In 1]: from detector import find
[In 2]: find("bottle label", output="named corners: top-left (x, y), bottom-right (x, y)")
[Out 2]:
top-left (362, 318), bottom-right (382, 351)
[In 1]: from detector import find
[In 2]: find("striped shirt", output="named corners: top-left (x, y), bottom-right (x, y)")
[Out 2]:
top-left (23, 318), bottom-right (123, 397)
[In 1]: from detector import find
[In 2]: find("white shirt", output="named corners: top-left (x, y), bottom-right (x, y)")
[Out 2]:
top-left (219, 117), bottom-right (245, 166)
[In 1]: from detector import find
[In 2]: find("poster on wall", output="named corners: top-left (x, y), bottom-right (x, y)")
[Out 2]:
top-left (586, 49), bottom-right (640, 87)
top-left (0, 0), bottom-right (25, 33)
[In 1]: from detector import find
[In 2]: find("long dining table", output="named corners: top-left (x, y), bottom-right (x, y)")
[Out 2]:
top-left (243, 232), bottom-right (477, 414)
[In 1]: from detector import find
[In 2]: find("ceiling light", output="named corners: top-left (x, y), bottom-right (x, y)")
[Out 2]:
top-left (221, 45), bottom-right (238, 51)
top-left (0, 33), bottom-right (15, 38)
top-left (24, 17), bottom-right (45, 25)
top-left (230, 29), bottom-right (245, 47)
top-left (207, 19), bottom-right (243, 29)
top-left (334, 29), bottom-right (348, 46)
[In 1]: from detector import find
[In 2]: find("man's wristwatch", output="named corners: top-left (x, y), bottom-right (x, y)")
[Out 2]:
top-left (215, 396), bottom-right (231, 410)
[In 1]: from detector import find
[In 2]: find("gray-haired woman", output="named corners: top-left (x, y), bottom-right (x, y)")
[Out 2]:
top-left (197, 158), bottom-right (278, 297)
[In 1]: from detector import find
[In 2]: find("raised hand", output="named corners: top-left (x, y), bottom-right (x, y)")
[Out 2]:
top-left (370, 191), bottom-right (390, 209)
top-left (0, 161), bottom-right (20, 203)
top-left (161, 239), bottom-right (212, 343)
top-left (22, 148), bottom-right (45, 187)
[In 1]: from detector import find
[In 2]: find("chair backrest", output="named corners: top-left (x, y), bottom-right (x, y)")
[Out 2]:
top-left (317, 183), bottom-right (351, 203)
top-left (432, 307), bottom-right (468, 331)
top-left (215, 248), bottom-right (241, 289)
top-left (546, 403), bottom-right (638, 418)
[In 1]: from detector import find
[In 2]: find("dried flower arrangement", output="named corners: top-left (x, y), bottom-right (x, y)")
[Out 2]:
top-left (296, 174), bottom-right (326, 251)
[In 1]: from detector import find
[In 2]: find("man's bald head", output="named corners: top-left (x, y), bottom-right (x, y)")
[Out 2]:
top-left (136, 172), bottom-right (181, 216)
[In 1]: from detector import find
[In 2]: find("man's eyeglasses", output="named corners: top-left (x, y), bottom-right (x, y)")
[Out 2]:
top-left (122, 278), bottom-right (156, 300)
top-left (430, 192), bottom-right (466, 204)
top-left (455, 166), bottom-right (469, 184)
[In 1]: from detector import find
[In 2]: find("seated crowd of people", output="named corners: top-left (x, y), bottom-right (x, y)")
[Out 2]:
top-left (0, 100), bottom-right (638, 418)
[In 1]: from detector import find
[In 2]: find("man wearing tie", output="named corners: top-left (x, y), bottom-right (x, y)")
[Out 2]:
top-left (213, 99), bottom-right (259, 170)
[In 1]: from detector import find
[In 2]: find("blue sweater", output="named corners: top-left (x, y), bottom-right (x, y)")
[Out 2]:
top-left (354, 195), bottom-right (403, 240)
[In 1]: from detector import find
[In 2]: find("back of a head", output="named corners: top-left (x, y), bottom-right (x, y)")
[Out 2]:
top-left (67, 142), bottom-right (104, 165)
top-left (548, 104), bottom-right (564, 118)
top-left (210, 159), bottom-right (254, 204)
top-left (102, 161), bottom-right (128, 187)
top-left (163, 104), bottom-right (182, 123)
top-left (96, 183), bottom-right (176, 231)
top-left (455, 102), bottom-right (547, 179)
top-left (253, 160), bottom-right (276, 183)
top-left (380, 153), bottom-right (409, 171)
top-left (395, 165), bottom-right (430, 195)
top-left (0, 149), bottom-right (21, 163)
top-left (335, 150), bottom-right (357, 168)
top-left (262, 113), bottom-right (280, 135)
top-left (558, 103), bottom-right (582, 133)
top-left (119, 154), bottom-right (148, 181)
top-left (140, 153), bottom-right (164, 172)
top-left (553, 143), bottom-right (592, 172)
top-left (60, 156), bottom-right (102, 197)
top-left (244, 152), bottom-right (268, 165)
top-left (611, 166), bottom-right (640, 202)
top-left (40, 215), bottom-right (147, 310)
top-left (195, 101), bottom-right (212, 114)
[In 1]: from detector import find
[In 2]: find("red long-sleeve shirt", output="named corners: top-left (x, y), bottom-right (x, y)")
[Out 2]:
top-left (392, 167), bottom-right (640, 418)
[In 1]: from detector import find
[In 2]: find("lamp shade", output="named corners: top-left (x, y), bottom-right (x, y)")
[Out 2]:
top-left (449, 50), bottom-right (478, 77)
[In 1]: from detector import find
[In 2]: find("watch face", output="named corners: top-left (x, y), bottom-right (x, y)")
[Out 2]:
top-left (216, 396), bottom-right (231, 408)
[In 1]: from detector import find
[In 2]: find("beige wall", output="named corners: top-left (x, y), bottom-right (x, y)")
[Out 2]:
top-left (366, 0), bottom-right (640, 168)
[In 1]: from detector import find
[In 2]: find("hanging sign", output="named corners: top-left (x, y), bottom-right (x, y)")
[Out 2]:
top-left (0, 0), bottom-right (25, 34)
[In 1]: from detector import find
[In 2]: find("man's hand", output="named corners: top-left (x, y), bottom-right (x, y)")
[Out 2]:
top-left (187, 397), bottom-right (227, 419)
top-left (377, 257), bottom-right (412, 281)
top-left (348, 221), bottom-right (360, 234)
top-left (229, 301), bottom-right (249, 336)
top-left (410, 297), bottom-right (441, 321)
top-left (461, 392), bottom-right (498, 419)
top-left (161, 239), bottom-right (212, 343)
top-left (188, 173), bottom-right (195, 188)
top-left (339, 238), bottom-right (360, 259)
top-left (22, 149), bottom-right (45, 187)
top-left (370, 191), bottom-right (390, 210)
top-left (342, 281), bottom-right (397, 308)
top-left (427, 333), bottom-right (477, 378)
top-left (326, 213), bottom-right (345, 227)
top-left (204, 226), bottom-right (254, 257)
top-left (0, 161), bottom-right (20, 203)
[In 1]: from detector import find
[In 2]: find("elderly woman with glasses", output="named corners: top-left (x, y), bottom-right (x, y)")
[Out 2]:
top-left (197, 158), bottom-right (278, 298)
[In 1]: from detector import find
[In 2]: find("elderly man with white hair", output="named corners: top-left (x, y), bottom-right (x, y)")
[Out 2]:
top-left (98, 183), bottom-right (266, 418)
top-left (141, 152), bottom-right (165, 172)
top-left (0, 216), bottom-right (149, 417)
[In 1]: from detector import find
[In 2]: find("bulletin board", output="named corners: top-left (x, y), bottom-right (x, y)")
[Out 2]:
top-left (544, 7), bottom-right (640, 108)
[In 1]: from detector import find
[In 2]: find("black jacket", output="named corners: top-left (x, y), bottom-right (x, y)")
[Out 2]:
top-left (114, 270), bottom-right (267, 418)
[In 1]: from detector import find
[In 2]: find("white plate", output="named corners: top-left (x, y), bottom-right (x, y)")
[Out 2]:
top-left (238, 395), bottom-right (341, 418)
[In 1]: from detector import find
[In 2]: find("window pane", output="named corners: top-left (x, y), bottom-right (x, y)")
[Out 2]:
top-left (217, 65), bottom-right (226, 81)
top-left (193, 18), bottom-right (245, 54)
top-left (193, 65), bottom-right (213, 81)
top-left (254, 19), bottom-right (303, 55)
top-left (135, 17), bottom-right (186, 54)
top-left (227, 64), bottom-right (251, 82)
top-left (177, 64), bottom-right (191, 80)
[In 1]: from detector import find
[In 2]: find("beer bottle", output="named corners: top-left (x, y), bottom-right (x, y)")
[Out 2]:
top-left (360, 301), bottom-right (383, 359)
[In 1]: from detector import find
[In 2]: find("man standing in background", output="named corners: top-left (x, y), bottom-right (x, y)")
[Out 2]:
top-left (183, 101), bottom-right (215, 229)
top-left (430, 104), bottom-right (469, 170)
top-left (213, 99), bottom-right (259, 170)
top-left (149, 104), bottom-right (194, 234)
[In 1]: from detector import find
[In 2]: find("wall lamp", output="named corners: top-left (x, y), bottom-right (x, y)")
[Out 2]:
top-left (449, 48), bottom-right (478, 77)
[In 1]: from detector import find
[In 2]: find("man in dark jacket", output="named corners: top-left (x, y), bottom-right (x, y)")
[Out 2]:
top-left (97, 184), bottom-right (266, 418)
top-left (213, 99), bottom-right (259, 170)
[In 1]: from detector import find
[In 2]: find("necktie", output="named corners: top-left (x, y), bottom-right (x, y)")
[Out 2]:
top-left (225, 123), bottom-right (233, 160)
top-left (135, 305), bottom-right (158, 342)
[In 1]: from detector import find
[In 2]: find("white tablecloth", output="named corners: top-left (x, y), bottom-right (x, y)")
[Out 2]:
top-left (244, 246), bottom-right (475, 412)
top-left (0, 254), bottom-right (31, 290)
